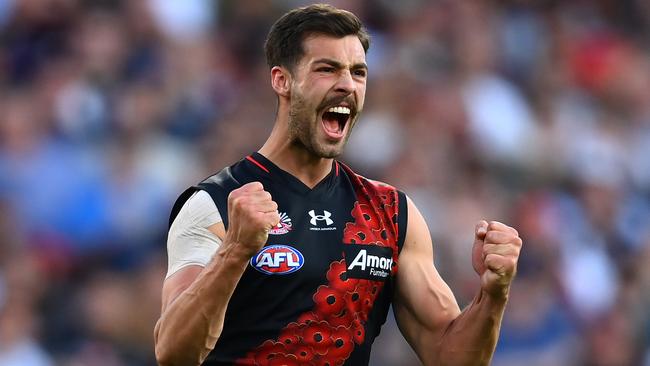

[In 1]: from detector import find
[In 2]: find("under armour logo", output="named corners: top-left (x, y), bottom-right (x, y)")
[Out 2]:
top-left (308, 210), bottom-right (333, 226)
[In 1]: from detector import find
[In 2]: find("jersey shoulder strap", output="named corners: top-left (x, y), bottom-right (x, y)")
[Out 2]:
top-left (168, 166), bottom-right (241, 229)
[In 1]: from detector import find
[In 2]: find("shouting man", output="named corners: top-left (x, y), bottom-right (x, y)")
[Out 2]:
top-left (154, 4), bottom-right (522, 366)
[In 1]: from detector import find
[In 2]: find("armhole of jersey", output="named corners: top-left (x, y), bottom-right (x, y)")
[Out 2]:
top-left (197, 182), bottom-right (230, 228)
top-left (197, 166), bottom-right (242, 229)
top-left (169, 165), bottom-right (242, 230)
top-left (169, 186), bottom-right (200, 228)
top-left (397, 190), bottom-right (408, 254)
top-left (166, 190), bottom-right (223, 279)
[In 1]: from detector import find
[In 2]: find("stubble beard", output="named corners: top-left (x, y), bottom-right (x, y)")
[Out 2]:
top-left (288, 91), bottom-right (352, 159)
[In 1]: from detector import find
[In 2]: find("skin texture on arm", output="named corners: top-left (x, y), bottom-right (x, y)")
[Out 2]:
top-left (393, 197), bottom-right (521, 366)
top-left (153, 182), bottom-right (280, 366)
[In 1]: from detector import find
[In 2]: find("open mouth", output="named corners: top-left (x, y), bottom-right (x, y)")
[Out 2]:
top-left (321, 106), bottom-right (351, 139)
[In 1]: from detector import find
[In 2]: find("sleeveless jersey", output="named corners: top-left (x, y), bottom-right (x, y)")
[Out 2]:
top-left (168, 153), bottom-right (408, 366)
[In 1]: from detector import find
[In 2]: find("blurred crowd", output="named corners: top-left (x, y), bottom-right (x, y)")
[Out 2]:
top-left (1, 0), bottom-right (650, 365)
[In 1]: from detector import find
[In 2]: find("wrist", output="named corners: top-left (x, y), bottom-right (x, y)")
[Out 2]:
top-left (220, 239), bottom-right (259, 263)
top-left (480, 286), bottom-right (510, 305)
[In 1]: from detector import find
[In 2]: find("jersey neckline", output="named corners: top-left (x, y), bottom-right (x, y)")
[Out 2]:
top-left (245, 152), bottom-right (340, 197)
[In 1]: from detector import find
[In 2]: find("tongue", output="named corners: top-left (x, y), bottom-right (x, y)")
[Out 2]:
top-left (322, 114), bottom-right (342, 137)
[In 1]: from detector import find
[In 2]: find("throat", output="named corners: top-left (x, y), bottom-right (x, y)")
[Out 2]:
top-left (256, 148), bottom-right (335, 189)
top-left (322, 112), bottom-right (343, 134)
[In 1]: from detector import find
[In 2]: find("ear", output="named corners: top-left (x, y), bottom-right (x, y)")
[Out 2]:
top-left (270, 66), bottom-right (291, 98)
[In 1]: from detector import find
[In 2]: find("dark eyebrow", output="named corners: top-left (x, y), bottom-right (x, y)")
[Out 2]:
top-left (313, 58), bottom-right (368, 71)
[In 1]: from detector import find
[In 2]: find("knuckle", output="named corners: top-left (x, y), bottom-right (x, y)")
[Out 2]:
top-left (485, 253), bottom-right (499, 264)
top-left (239, 196), bottom-right (251, 207)
top-left (510, 245), bottom-right (520, 256)
top-left (515, 237), bottom-right (523, 247)
top-left (245, 181), bottom-right (262, 190)
top-left (228, 190), bottom-right (240, 201)
top-left (230, 196), bottom-right (242, 207)
top-left (484, 232), bottom-right (493, 242)
top-left (485, 231), bottom-right (499, 243)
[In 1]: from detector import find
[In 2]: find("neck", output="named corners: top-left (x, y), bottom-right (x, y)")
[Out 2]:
top-left (259, 112), bottom-right (333, 189)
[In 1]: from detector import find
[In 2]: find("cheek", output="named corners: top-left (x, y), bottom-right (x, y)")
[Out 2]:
top-left (356, 83), bottom-right (367, 103)
top-left (294, 87), bottom-right (317, 107)
top-left (299, 76), bottom-right (325, 93)
top-left (357, 93), bottom-right (366, 110)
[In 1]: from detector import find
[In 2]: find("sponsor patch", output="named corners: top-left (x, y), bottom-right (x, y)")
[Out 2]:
top-left (343, 245), bottom-right (394, 281)
top-left (250, 245), bottom-right (304, 275)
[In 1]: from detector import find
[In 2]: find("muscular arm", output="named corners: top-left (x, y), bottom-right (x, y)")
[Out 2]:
top-left (154, 183), bottom-right (279, 366)
top-left (154, 227), bottom-right (251, 366)
top-left (393, 197), bottom-right (520, 366)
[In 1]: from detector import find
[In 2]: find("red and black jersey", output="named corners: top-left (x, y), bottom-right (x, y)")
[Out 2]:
top-left (169, 152), bottom-right (408, 366)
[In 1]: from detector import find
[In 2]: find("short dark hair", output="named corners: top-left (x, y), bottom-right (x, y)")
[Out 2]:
top-left (264, 4), bottom-right (370, 71)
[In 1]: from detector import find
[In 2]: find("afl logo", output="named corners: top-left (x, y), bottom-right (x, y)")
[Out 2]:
top-left (250, 245), bottom-right (304, 275)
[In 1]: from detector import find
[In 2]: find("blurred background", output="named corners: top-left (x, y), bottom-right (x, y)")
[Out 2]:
top-left (1, 0), bottom-right (650, 365)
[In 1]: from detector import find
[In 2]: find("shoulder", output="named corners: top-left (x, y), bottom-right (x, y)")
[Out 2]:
top-left (166, 190), bottom-right (224, 279)
top-left (338, 161), bottom-right (401, 194)
top-left (201, 164), bottom-right (243, 190)
top-left (168, 159), bottom-right (245, 228)
top-left (338, 161), bottom-right (407, 218)
top-left (169, 190), bottom-right (222, 240)
top-left (178, 190), bottom-right (221, 226)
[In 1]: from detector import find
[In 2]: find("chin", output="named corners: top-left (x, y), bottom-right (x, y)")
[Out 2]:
top-left (320, 138), bottom-right (351, 158)
top-left (312, 144), bottom-right (344, 159)
top-left (320, 150), bottom-right (342, 159)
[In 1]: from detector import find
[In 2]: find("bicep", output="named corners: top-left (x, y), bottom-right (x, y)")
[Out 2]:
top-left (161, 265), bottom-right (204, 313)
top-left (394, 197), bottom-right (460, 360)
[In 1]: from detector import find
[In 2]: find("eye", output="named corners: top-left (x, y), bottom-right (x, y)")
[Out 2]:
top-left (353, 69), bottom-right (367, 77)
top-left (317, 67), bottom-right (335, 73)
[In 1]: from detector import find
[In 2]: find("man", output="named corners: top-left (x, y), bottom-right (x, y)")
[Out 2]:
top-left (154, 4), bottom-right (522, 366)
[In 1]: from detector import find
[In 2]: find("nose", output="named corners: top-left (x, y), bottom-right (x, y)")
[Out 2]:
top-left (334, 69), bottom-right (356, 95)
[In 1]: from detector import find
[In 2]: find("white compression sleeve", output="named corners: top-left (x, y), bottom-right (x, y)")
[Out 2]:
top-left (166, 190), bottom-right (223, 279)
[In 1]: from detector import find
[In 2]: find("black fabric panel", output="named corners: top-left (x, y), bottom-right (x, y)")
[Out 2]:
top-left (197, 166), bottom-right (242, 229)
top-left (167, 166), bottom-right (242, 229)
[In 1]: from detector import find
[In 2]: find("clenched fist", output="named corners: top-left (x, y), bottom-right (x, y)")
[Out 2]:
top-left (471, 220), bottom-right (522, 299)
top-left (225, 182), bottom-right (280, 257)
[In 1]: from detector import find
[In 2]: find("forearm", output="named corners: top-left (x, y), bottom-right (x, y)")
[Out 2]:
top-left (431, 290), bottom-right (508, 366)
top-left (154, 242), bottom-right (251, 366)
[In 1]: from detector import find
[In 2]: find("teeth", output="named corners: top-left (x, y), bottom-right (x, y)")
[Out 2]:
top-left (327, 106), bottom-right (351, 114)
